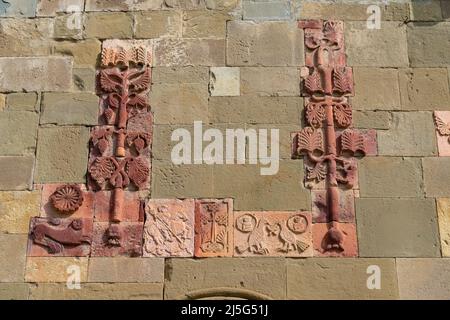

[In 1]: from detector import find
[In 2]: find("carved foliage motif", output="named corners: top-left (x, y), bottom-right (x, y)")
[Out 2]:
top-left (143, 199), bottom-right (195, 257)
top-left (234, 212), bottom-right (313, 257)
top-left (433, 111), bottom-right (450, 156)
top-left (194, 199), bottom-right (233, 257)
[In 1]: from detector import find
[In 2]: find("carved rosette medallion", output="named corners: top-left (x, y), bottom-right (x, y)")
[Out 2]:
top-left (50, 184), bottom-right (84, 213)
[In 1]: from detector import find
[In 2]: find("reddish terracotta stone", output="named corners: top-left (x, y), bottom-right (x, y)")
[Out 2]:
top-left (93, 191), bottom-right (142, 222)
top-left (40, 184), bottom-right (94, 219)
top-left (143, 199), bottom-right (195, 257)
top-left (298, 20), bottom-right (323, 30)
top-left (312, 190), bottom-right (355, 223)
top-left (336, 129), bottom-right (377, 157)
top-left (233, 211), bottom-right (313, 257)
top-left (27, 217), bottom-right (93, 257)
top-left (90, 222), bottom-right (143, 257)
top-left (312, 222), bottom-right (358, 257)
top-left (434, 111), bottom-right (450, 157)
top-left (194, 199), bottom-right (233, 258)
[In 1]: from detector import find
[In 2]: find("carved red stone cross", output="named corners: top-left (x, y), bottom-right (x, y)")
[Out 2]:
top-left (293, 20), bottom-right (375, 256)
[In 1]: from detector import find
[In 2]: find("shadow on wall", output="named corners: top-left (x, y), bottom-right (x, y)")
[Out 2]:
top-left (410, 0), bottom-right (449, 24)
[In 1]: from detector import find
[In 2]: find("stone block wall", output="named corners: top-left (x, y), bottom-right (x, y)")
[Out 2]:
top-left (0, 0), bottom-right (449, 300)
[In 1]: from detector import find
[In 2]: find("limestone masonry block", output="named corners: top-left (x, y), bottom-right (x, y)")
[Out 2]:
top-left (35, 127), bottom-right (89, 183)
top-left (399, 68), bottom-right (450, 111)
top-left (164, 258), bottom-right (286, 299)
top-left (135, 11), bottom-right (182, 39)
top-left (85, 0), bottom-right (162, 11)
top-left (0, 234), bottom-right (28, 282)
top-left (6, 93), bottom-right (38, 112)
top-left (37, 0), bottom-right (84, 17)
top-left (397, 258), bottom-right (450, 300)
top-left (29, 283), bottom-right (163, 300)
top-left (182, 10), bottom-right (230, 38)
top-left (209, 67), bottom-right (240, 96)
top-left (85, 12), bottom-right (133, 39)
top-left (358, 157), bottom-right (424, 198)
top-left (0, 18), bottom-right (54, 56)
top-left (287, 258), bottom-right (399, 299)
top-left (240, 67), bottom-right (300, 96)
top-left (25, 257), bottom-right (88, 282)
top-left (345, 21), bottom-right (408, 67)
top-left (0, 111), bottom-right (39, 155)
top-left (88, 258), bottom-right (165, 283)
top-left (437, 198), bottom-right (450, 257)
top-left (378, 112), bottom-right (437, 156)
top-left (227, 21), bottom-right (304, 66)
top-left (154, 38), bottom-right (225, 66)
top-left (0, 57), bottom-right (72, 92)
top-left (0, 156), bottom-right (34, 191)
top-left (351, 68), bottom-right (401, 111)
top-left (53, 39), bottom-right (102, 67)
top-left (0, 191), bottom-right (40, 234)
top-left (40, 93), bottom-right (99, 126)
top-left (0, 0), bottom-right (37, 17)
top-left (423, 157), bottom-right (450, 197)
top-left (356, 198), bottom-right (440, 257)
top-left (243, 1), bottom-right (292, 21)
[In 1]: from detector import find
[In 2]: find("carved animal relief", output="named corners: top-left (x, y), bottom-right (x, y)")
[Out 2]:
top-left (234, 212), bottom-right (313, 257)
top-left (143, 199), bottom-right (195, 257)
top-left (28, 218), bottom-right (92, 257)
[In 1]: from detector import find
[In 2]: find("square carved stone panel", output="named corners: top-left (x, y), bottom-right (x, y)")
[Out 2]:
top-left (234, 211), bottom-right (313, 257)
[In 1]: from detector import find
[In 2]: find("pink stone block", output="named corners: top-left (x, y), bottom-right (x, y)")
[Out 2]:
top-left (312, 222), bottom-right (358, 257)
top-left (27, 217), bottom-right (93, 257)
top-left (234, 211), bottom-right (313, 257)
top-left (40, 184), bottom-right (94, 219)
top-left (434, 111), bottom-right (450, 157)
top-left (90, 222), bottom-right (143, 257)
top-left (194, 199), bottom-right (233, 258)
top-left (93, 191), bottom-right (142, 222)
top-left (311, 189), bottom-right (355, 223)
top-left (143, 199), bottom-right (195, 257)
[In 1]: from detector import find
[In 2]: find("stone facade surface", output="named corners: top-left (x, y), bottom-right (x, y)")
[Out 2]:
top-left (0, 0), bottom-right (449, 300)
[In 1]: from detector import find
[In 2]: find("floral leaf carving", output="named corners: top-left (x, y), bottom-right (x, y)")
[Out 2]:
top-left (126, 157), bottom-right (149, 189)
top-left (127, 94), bottom-right (148, 109)
top-left (101, 48), bottom-right (116, 66)
top-left (129, 68), bottom-right (151, 92)
top-left (91, 128), bottom-right (112, 155)
top-left (306, 163), bottom-right (327, 182)
top-left (103, 108), bottom-right (115, 125)
top-left (126, 133), bottom-right (151, 154)
top-left (341, 130), bottom-right (366, 155)
top-left (333, 103), bottom-right (352, 128)
top-left (100, 69), bottom-right (122, 93)
top-left (333, 67), bottom-right (352, 94)
top-left (434, 113), bottom-right (450, 136)
top-left (305, 70), bottom-right (323, 94)
top-left (306, 103), bottom-right (325, 128)
top-left (297, 127), bottom-right (323, 155)
top-left (89, 157), bottom-right (115, 185)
